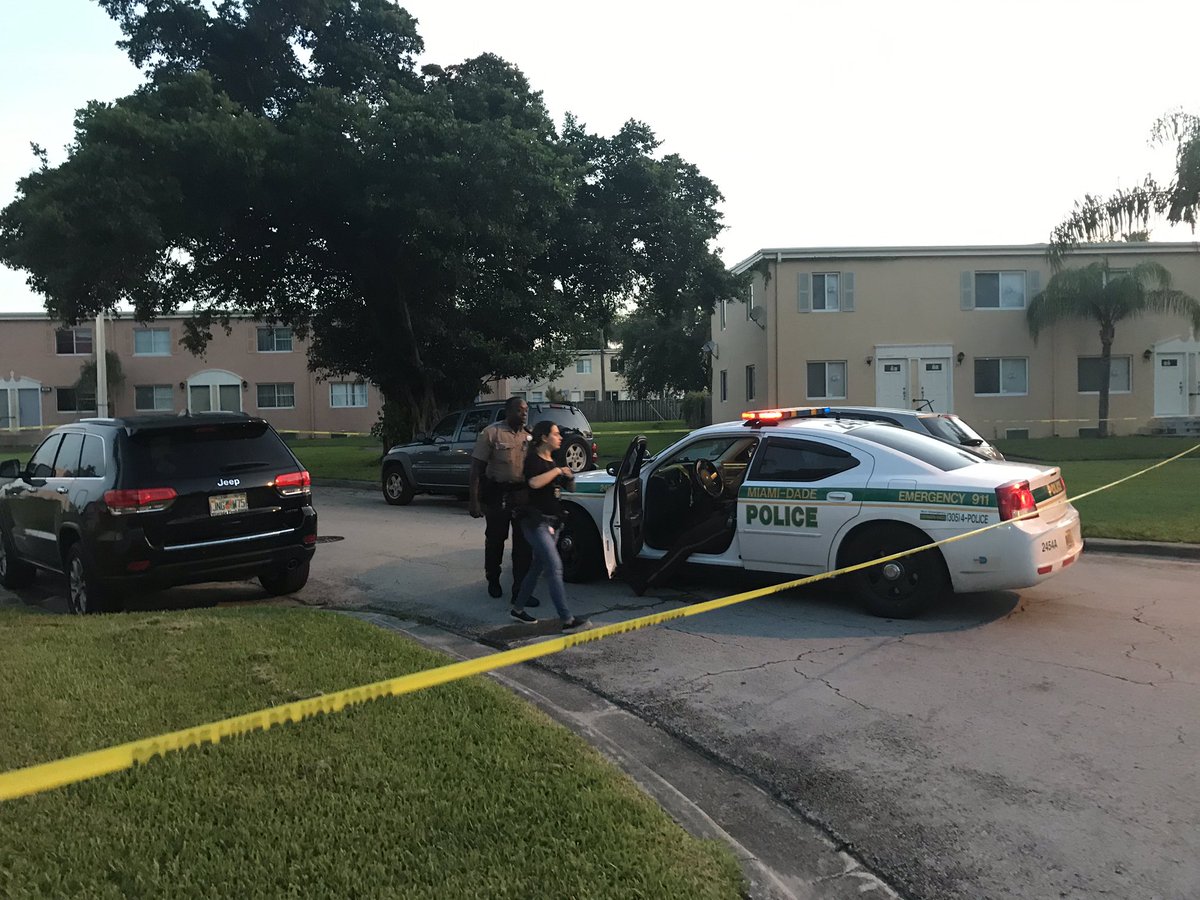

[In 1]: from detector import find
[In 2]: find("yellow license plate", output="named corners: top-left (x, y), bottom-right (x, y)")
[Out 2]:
top-left (209, 492), bottom-right (248, 516)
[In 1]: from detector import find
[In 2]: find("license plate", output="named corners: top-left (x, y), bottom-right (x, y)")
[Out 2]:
top-left (209, 492), bottom-right (248, 517)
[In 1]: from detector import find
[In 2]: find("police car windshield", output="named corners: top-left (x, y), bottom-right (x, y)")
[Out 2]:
top-left (853, 425), bottom-right (980, 471)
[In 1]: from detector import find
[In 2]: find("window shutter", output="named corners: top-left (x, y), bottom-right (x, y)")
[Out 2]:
top-left (960, 272), bottom-right (974, 310)
top-left (841, 272), bottom-right (855, 312)
top-left (797, 273), bottom-right (811, 313)
top-left (1026, 269), bottom-right (1041, 304)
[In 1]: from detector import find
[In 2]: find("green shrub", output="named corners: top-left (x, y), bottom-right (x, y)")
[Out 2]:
top-left (681, 391), bottom-right (711, 429)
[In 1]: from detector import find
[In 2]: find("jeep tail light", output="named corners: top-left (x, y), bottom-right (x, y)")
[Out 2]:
top-left (274, 470), bottom-right (311, 497)
top-left (996, 480), bottom-right (1037, 521)
top-left (104, 487), bottom-right (177, 515)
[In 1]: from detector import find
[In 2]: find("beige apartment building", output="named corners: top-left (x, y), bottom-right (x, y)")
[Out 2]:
top-left (488, 347), bottom-right (633, 403)
top-left (711, 243), bottom-right (1200, 438)
top-left (0, 313), bottom-right (382, 443)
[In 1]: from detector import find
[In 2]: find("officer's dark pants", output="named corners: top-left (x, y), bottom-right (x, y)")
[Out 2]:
top-left (483, 483), bottom-right (531, 599)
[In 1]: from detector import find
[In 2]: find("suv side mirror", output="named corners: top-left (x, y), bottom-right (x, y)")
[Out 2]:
top-left (0, 458), bottom-right (20, 479)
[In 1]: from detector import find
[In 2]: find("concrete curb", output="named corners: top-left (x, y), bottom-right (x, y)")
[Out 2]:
top-left (345, 610), bottom-right (902, 900)
top-left (1083, 538), bottom-right (1200, 560)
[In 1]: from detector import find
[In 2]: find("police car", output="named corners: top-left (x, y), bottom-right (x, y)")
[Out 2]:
top-left (554, 407), bottom-right (1081, 618)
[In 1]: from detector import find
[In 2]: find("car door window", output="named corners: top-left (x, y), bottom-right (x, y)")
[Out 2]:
top-left (458, 409), bottom-right (493, 443)
top-left (429, 413), bottom-right (461, 443)
top-left (79, 435), bottom-right (107, 478)
top-left (749, 438), bottom-right (860, 482)
top-left (53, 433), bottom-right (85, 478)
top-left (27, 435), bottom-right (63, 479)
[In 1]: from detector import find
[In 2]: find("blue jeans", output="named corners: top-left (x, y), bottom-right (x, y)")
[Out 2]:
top-left (515, 517), bottom-right (572, 622)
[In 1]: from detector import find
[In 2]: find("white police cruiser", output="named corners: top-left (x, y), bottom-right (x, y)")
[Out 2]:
top-left (554, 407), bottom-right (1081, 618)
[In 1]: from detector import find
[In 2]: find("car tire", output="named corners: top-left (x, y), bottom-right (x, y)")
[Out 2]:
top-left (560, 438), bottom-right (590, 474)
top-left (842, 525), bottom-right (948, 619)
top-left (260, 560), bottom-right (311, 596)
top-left (66, 543), bottom-right (117, 614)
top-left (0, 525), bottom-right (36, 589)
top-left (558, 506), bottom-right (603, 583)
top-left (382, 464), bottom-right (415, 506)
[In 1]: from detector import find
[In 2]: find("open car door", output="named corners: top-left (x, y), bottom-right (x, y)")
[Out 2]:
top-left (601, 436), bottom-right (647, 578)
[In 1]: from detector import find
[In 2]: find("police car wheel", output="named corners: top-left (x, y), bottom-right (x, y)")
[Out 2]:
top-left (558, 508), bottom-right (602, 583)
top-left (844, 525), bottom-right (947, 619)
top-left (382, 465), bottom-right (414, 506)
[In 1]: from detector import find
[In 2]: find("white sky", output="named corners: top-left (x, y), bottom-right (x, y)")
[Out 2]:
top-left (2, 0), bottom-right (1198, 314)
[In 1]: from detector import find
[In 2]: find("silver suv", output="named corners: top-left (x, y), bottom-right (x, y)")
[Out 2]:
top-left (822, 406), bottom-right (1004, 460)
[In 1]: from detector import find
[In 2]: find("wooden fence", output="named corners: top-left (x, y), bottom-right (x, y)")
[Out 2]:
top-left (575, 398), bottom-right (684, 422)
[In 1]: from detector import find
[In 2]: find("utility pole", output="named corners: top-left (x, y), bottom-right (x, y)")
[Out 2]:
top-left (95, 311), bottom-right (109, 417)
top-left (599, 329), bottom-right (606, 401)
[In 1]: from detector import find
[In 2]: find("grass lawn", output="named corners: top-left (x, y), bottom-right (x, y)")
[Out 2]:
top-left (994, 435), bottom-right (1200, 462)
top-left (0, 606), bottom-right (742, 900)
top-left (286, 435), bottom-right (381, 482)
top-left (592, 420), bottom-right (689, 464)
top-left (1057, 457), bottom-right (1200, 543)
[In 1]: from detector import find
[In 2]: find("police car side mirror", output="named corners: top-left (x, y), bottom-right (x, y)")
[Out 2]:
top-left (605, 462), bottom-right (619, 476)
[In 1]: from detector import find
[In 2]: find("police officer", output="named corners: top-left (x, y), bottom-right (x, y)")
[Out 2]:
top-left (468, 397), bottom-right (536, 606)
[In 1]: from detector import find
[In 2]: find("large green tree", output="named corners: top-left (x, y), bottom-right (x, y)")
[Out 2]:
top-left (1027, 261), bottom-right (1200, 436)
top-left (0, 0), bottom-right (737, 430)
top-left (1050, 111), bottom-right (1200, 257)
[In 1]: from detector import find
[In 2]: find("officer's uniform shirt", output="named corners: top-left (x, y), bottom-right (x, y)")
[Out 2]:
top-left (472, 421), bottom-right (530, 484)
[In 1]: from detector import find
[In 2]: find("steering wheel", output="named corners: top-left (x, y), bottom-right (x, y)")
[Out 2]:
top-left (694, 458), bottom-right (724, 499)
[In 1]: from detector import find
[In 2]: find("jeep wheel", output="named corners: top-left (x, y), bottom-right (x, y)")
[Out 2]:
top-left (260, 560), bottom-right (311, 596)
top-left (66, 543), bottom-right (116, 614)
top-left (382, 465), bottom-right (414, 505)
top-left (0, 526), bottom-right (35, 589)
top-left (561, 438), bottom-right (590, 474)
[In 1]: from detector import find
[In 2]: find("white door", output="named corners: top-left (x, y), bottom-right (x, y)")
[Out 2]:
top-left (917, 358), bottom-right (951, 412)
top-left (1154, 354), bottom-right (1187, 416)
top-left (876, 358), bottom-right (908, 408)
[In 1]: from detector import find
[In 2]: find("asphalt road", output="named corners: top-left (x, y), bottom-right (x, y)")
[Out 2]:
top-left (13, 485), bottom-right (1199, 898)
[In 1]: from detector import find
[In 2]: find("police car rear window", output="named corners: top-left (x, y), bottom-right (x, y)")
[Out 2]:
top-left (852, 424), bottom-right (980, 471)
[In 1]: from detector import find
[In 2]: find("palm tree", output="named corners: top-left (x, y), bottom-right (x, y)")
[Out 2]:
top-left (1027, 261), bottom-right (1200, 437)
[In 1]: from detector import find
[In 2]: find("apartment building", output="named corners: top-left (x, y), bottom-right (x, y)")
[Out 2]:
top-left (488, 347), bottom-right (632, 403)
top-left (711, 243), bottom-right (1200, 438)
top-left (0, 313), bottom-right (382, 443)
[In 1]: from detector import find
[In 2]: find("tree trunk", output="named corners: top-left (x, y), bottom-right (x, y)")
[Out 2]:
top-left (1097, 324), bottom-right (1115, 438)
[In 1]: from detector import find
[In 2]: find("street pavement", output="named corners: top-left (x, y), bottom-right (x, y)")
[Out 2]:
top-left (5, 484), bottom-right (1198, 899)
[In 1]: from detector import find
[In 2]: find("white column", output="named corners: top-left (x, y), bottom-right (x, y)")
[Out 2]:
top-left (95, 312), bottom-right (109, 417)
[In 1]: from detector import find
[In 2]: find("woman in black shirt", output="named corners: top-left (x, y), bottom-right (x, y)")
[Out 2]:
top-left (511, 420), bottom-right (589, 632)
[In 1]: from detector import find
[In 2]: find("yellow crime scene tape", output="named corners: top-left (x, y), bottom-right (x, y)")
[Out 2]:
top-left (1, 442), bottom-right (1197, 803)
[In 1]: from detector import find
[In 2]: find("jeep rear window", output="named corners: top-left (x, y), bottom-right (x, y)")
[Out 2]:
top-left (852, 424), bottom-right (980, 471)
top-left (125, 422), bottom-right (296, 480)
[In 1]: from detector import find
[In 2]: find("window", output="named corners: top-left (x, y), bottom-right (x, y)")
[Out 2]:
top-left (1078, 356), bottom-right (1131, 393)
top-left (605, 391), bottom-right (620, 402)
top-left (135, 385), bottom-right (174, 411)
top-left (458, 409), bottom-right (493, 442)
top-left (745, 365), bottom-right (756, 401)
top-left (27, 435), bottom-right (62, 480)
top-left (53, 432), bottom-right (84, 478)
top-left (430, 413), bottom-right (461, 441)
top-left (974, 358), bottom-right (1028, 396)
top-left (575, 358), bottom-right (592, 374)
top-left (511, 391), bottom-right (527, 400)
top-left (746, 284), bottom-right (753, 320)
top-left (79, 435), bottom-right (107, 477)
top-left (530, 391), bottom-right (545, 402)
top-left (807, 361), bottom-right (847, 400)
top-left (583, 390), bottom-right (598, 401)
top-left (751, 438), bottom-right (860, 482)
top-left (812, 273), bottom-right (840, 311)
top-left (974, 272), bottom-right (1026, 309)
top-left (719, 299), bottom-right (727, 330)
top-left (56, 388), bottom-right (95, 413)
top-left (719, 369), bottom-right (728, 402)
top-left (610, 356), bottom-right (623, 373)
top-left (55, 328), bottom-right (92, 355)
top-left (330, 382), bottom-right (368, 408)
top-left (133, 328), bottom-right (171, 355)
top-left (256, 326), bottom-right (293, 352)
top-left (256, 382), bottom-right (295, 409)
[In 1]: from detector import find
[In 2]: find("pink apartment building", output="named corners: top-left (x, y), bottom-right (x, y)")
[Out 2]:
top-left (0, 313), bottom-right (382, 444)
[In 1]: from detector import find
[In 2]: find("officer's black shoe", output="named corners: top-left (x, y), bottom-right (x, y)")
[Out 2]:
top-left (487, 579), bottom-right (503, 598)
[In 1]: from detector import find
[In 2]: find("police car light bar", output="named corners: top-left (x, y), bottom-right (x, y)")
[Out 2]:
top-left (741, 406), bottom-right (832, 426)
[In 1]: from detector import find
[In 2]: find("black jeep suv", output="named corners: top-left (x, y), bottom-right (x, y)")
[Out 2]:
top-left (381, 401), bottom-right (597, 505)
top-left (0, 414), bottom-right (316, 613)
